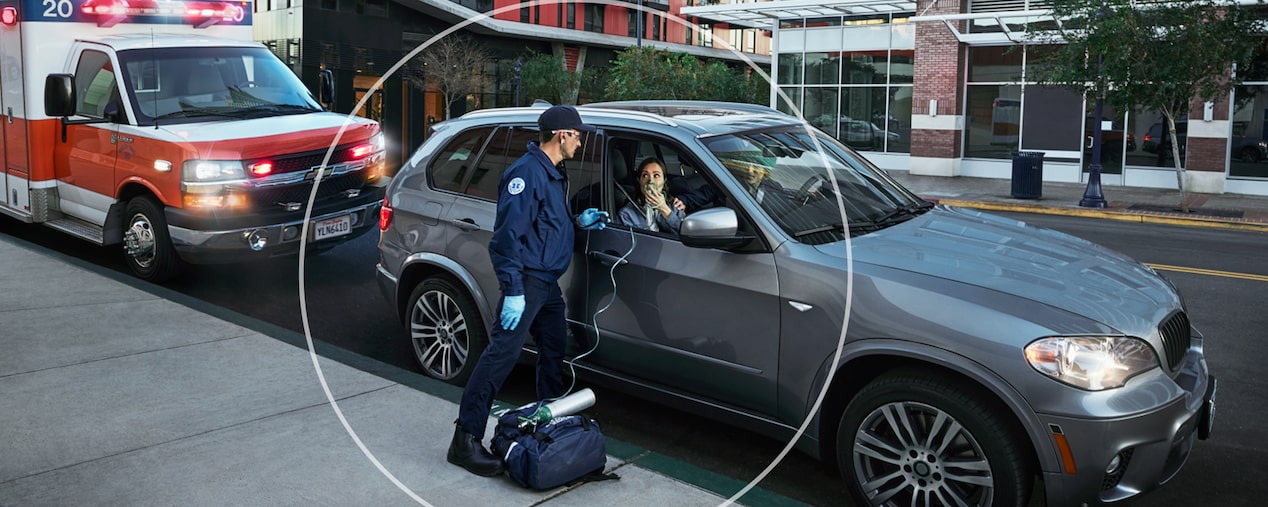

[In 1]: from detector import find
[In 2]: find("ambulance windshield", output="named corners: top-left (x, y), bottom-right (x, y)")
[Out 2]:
top-left (118, 46), bottom-right (323, 125)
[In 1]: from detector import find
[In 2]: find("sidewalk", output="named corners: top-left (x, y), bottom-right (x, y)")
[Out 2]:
top-left (0, 234), bottom-right (794, 506)
top-left (887, 170), bottom-right (1268, 232)
top-left (3, 172), bottom-right (1264, 507)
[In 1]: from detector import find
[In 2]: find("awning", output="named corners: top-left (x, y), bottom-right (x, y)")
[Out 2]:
top-left (680, 0), bottom-right (918, 30)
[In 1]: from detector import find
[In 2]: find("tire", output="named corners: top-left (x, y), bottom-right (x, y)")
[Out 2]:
top-left (837, 371), bottom-right (1032, 507)
top-left (122, 197), bottom-right (183, 283)
top-left (406, 277), bottom-right (487, 385)
top-left (1241, 147), bottom-right (1262, 163)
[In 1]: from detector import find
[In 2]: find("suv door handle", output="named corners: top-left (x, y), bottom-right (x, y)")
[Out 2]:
top-left (591, 250), bottom-right (628, 266)
top-left (450, 218), bottom-right (480, 232)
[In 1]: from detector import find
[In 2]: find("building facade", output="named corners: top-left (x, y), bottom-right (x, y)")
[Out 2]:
top-left (685, 0), bottom-right (1268, 197)
top-left (250, 0), bottom-right (772, 171)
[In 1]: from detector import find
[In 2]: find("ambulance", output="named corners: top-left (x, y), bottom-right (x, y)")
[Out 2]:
top-left (0, 0), bottom-right (386, 281)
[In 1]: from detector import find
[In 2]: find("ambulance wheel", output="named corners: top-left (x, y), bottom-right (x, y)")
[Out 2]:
top-left (407, 277), bottom-right (487, 385)
top-left (837, 371), bottom-right (1032, 507)
top-left (122, 197), bottom-right (183, 283)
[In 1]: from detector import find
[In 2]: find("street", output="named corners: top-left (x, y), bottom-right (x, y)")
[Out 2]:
top-left (3, 209), bottom-right (1266, 506)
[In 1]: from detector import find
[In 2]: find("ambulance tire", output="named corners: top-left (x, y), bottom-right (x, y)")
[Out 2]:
top-left (406, 277), bottom-right (487, 385)
top-left (123, 197), bottom-right (183, 283)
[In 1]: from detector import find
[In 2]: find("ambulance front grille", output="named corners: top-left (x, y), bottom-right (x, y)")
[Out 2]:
top-left (246, 172), bottom-right (367, 211)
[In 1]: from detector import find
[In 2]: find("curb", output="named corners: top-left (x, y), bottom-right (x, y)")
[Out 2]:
top-left (929, 198), bottom-right (1268, 233)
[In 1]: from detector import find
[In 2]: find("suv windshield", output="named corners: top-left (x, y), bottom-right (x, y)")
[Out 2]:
top-left (704, 127), bottom-right (929, 245)
top-left (118, 46), bottom-right (322, 126)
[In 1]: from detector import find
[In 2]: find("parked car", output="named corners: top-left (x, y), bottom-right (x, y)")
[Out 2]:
top-left (1143, 120), bottom-right (1268, 163)
top-left (377, 101), bottom-right (1215, 507)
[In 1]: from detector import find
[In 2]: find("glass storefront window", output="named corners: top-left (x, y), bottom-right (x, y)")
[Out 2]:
top-left (1231, 84), bottom-right (1268, 177)
top-left (805, 87), bottom-right (840, 136)
top-left (805, 53), bottom-right (841, 85)
top-left (1126, 108), bottom-right (1181, 168)
top-left (888, 86), bottom-right (912, 153)
top-left (890, 50), bottom-right (914, 84)
top-left (968, 46), bottom-right (1023, 83)
top-left (777, 86), bottom-right (802, 116)
top-left (965, 85), bottom-right (1022, 159)
top-left (839, 86), bottom-right (890, 151)
top-left (842, 51), bottom-right (888, 85)
top-left (779, 53), bottom-right (804, 85)
top-left (1020, 86), bottom-right (1082, 154)
top-left (1082, 104), bottom-right (1127, 174)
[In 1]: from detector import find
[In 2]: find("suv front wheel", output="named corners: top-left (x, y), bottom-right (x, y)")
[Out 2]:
top-left (406, 277), bottom-right (487, 385)
top-left (837, 371), bottom-right (1032, 507)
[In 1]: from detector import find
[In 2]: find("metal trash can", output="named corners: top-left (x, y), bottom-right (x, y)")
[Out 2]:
top-left (1010, 151), bottom-right (1044, 199)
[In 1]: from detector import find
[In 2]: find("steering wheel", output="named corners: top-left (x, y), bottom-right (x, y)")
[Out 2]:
top-left (796, 174), bottom-right (830, 203)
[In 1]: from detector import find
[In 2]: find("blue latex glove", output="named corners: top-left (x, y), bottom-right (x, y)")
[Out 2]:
top-left (578, 208), bottom-right (608, 230)
top-left (501, 295), bottom-right (526, 330)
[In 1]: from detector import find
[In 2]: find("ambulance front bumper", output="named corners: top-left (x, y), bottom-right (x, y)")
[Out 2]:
top-left (166, 200), bottom-right (380, 264)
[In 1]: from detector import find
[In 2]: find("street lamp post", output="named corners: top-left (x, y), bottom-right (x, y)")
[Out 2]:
top-left (1080, 4), bottom-right (1109, 208)
top-left (636, 0), bottom-right (643, 48)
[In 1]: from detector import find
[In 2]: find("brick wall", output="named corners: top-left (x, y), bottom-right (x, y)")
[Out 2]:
top-left (912, 0), bottom-right (967, 160)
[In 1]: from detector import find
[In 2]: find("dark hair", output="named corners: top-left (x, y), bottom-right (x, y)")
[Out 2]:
top-left (634, 157), bottom-right (668, 206)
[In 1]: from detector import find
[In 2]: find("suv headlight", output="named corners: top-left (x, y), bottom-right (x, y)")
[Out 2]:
top-left (1024, 336), bottom-right (1159, 391)
top-left (183, 160), bottom-right (245, 183)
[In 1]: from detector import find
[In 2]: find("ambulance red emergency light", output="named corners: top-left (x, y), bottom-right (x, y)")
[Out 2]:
top-left (0, 0), bottom-right (386, 281)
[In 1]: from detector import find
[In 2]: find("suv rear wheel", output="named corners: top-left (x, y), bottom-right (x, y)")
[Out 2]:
top-left (838, 371), bottom-right (1032, 507)
top-left (406, 277), bottom-right (487, 385)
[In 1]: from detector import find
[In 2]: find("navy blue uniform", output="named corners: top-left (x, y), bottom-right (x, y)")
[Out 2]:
top-left (458, 142), bottom-right (574, 439)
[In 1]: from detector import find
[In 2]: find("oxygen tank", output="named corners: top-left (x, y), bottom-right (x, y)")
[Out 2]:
top-left (518, 388), bottom-right (596, 428)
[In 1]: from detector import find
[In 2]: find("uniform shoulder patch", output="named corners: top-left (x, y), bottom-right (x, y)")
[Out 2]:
top-left (507, 177), bottom-right (527, 196)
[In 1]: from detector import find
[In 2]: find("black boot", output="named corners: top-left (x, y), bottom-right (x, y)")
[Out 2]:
top-left (447, 424), bottom-right (504, 477)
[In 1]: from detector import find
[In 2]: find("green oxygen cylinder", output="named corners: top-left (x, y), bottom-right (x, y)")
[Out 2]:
top-left (519, 388), bottom-right (596, 428)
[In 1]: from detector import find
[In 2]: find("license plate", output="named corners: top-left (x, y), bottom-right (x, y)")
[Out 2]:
top-left (313, 215), bottom-right (352, 241)
top-left (1199, 376), bottom-right (1217, 440)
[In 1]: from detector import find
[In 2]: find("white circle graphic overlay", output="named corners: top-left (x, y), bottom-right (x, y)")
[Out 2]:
top-left (298, 3), bottom-right (855, 505)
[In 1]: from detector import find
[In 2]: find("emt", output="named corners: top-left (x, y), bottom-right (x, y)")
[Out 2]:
top-left (447, 105), bottom-right (607, 477)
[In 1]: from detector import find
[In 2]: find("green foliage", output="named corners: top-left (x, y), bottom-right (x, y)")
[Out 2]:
top-left (604, 46), bottom-right (768, 104)
top-left (1028, 0), bottom-right (1263, 209)
top-left (1029, 0), bottom-right (1261, 119)
top-left (518, 51), bottom-right (570, 106)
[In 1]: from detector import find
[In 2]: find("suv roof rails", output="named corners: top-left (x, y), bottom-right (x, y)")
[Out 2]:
top-left (457, 104), bottom-right (679, 127)
top-left (583, 100), bottom-right (786, 118)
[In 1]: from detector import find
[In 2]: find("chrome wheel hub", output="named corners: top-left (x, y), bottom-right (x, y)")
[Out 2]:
top-left (124, 213), bottom-right (157, 268)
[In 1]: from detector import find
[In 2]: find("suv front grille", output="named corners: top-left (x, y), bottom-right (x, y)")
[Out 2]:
top-left (1158, 311), bottom-right (1191, 370)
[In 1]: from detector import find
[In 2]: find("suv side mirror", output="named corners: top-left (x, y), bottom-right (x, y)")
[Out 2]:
top-left (680, 207), bottom-right (754, 249)
top-left (44, 74), bottom-right (75, 117)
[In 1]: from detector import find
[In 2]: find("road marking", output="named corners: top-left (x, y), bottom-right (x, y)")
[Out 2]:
top-left (1147, 263), bottom-right (1268, 282)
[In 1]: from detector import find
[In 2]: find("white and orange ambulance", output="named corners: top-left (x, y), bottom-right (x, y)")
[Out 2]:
top-left (0, 0), bottom-right (386, 281)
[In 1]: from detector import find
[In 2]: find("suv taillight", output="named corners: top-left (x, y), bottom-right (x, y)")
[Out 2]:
top-left (379, 195), bottom-right (393, 231)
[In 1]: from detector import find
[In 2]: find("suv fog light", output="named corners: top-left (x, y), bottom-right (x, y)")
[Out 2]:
top-left (1106, 454), bottom-right (1123, 474)
top-left (245, 229), bottom-right (268, 251)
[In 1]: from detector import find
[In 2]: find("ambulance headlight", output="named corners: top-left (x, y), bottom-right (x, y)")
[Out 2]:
top-left (183, 160), bottom-right (245, 183)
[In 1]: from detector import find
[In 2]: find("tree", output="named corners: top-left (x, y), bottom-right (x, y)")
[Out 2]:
top-left (411, 33), bottom-right (493, 120)
top-left (1028, 0), bottom-right (1261, 212)
top-left (604, 46), bottom-right (768, 104)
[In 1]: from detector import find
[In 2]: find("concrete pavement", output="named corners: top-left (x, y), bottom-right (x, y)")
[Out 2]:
top-left (3, 170), bottom-right (1266, 506)
top-left (0, 234), bottom-right (794, 506)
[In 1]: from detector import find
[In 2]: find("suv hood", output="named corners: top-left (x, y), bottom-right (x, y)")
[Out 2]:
top-left (814, 206), bottom-right (1180, 335)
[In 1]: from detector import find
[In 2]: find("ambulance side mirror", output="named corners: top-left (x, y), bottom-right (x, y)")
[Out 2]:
top-left (44, 74), bottom-right (75, 118)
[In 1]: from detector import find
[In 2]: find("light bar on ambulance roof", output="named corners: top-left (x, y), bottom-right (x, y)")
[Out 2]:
top-left (80, 0), bottom-right (247, 28)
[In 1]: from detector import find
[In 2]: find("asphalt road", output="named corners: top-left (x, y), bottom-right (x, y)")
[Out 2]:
top-left (4, 211), bottom-right (1266, 506)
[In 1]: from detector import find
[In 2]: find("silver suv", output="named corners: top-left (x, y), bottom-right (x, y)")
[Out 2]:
top-left (376, 101), bottom-right (1215, 506)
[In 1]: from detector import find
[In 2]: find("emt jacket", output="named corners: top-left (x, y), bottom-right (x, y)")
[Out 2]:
top-left (489, 142), bottom-right (575, 297)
